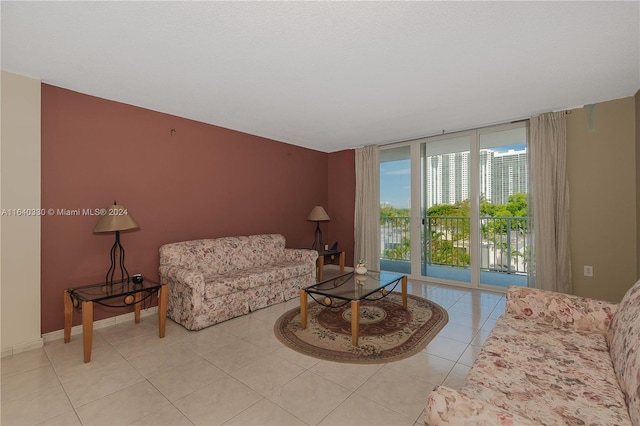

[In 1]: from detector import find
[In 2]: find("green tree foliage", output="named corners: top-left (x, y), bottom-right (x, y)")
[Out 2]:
top-left (380, 205), bottom-right (410, 219)
top-left (383, 235), bottom-right (410, 261)
top-left (380, 193), bottom-right (527, 224)
top-left (427, 200), bottom-right (469, 217)
top-left (380, 193), bottom-right (528, 268)
top-left (481, 193), bottom-right (529, 234)
top-left (506, 193), bottom-right (528, 217)
top-left (380, 207), bottom-right (411, 261)
top-left (428, 230), bottom-right (470, 267)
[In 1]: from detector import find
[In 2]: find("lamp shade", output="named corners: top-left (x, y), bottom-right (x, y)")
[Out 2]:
top-left (307, 205), bottom-right (330, 222)
top-left (93, 203), bottom-right (140, 233)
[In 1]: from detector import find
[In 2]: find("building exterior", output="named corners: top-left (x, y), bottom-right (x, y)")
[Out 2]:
top-left (425, 148), bottom-right (528, 208)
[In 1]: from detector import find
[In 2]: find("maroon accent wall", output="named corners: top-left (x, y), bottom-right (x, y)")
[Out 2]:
top-left (41, 85), bottom-right (338, 333)
top-left (327, 150), bottom-right (356, 267)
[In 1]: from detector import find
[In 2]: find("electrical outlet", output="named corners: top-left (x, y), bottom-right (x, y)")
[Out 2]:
top-left (584, 265), bottom-right (593, 277)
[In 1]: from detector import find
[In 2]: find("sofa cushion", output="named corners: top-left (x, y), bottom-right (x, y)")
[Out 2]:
top-left (506, 286), bottom-right (616, 333)
top-left (159, 234), bottom-right (287, 276)
top-left (160, 238), bottom-right (240, 275)
top-left (608, 279), bottom-right (640, 425)
top-left (234, 234), bottom-right (286, 269)
top-left (271, 260), bottom-right (315, 280)
top-left (426, 386), bottom-right (543, 426)
top-left (245, 266), bottom-right (285, 288)
top-left (461, 316), bottom-right (630, 425)
top-left (204, 274), bottom-right (250, 298)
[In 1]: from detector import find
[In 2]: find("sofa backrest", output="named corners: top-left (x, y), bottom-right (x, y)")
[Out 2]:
top-left (608, 278), bottom-right (640, 425)
top-left (159, 234), bottom-right (286, 275)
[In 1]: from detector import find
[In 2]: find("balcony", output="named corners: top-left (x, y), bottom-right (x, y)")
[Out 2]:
top-left (380, 215), bottom-right (529, 288)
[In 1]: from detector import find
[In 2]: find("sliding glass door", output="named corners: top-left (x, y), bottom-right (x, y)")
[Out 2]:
top-left (380, 122), bottom-right (529, 289)
top-left (477, 125), bottom-right (529, 287)
top-left (421, 134), bottom-right (473, 284)
top-left (379, 146), bottom-right (412, 275)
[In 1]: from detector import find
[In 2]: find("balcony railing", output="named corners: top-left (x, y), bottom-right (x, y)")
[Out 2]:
top-left (381, 215), bottom-right (529, 274)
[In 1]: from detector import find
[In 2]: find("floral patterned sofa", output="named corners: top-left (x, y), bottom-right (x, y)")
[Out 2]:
top-left (425, 279), bottom-right (640, 425)
top-left (159, 234), bottom-right (317, 331)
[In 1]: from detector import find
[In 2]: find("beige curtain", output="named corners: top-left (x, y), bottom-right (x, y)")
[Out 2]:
top-left (354, 145), bottom-right (380, 270)
top-left (529, 111), bottom-right (571, 293)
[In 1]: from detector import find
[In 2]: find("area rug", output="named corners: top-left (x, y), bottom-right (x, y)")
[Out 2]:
top-left (273, 293), bottom-right (448, 364)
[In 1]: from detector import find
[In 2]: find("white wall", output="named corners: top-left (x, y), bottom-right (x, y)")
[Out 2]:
top-left (1, 71), bottom-right (43, 356)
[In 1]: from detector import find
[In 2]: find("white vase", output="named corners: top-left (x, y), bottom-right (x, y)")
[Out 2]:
top-left (355, 265), bottom-right (367, 275)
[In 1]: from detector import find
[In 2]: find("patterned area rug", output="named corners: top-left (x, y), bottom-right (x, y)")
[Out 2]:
top-left (273, 293), bottom-right (448, 364)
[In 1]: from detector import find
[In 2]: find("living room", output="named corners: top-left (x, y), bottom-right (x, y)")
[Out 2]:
top-left (2, 2), bottom-right (640, 425)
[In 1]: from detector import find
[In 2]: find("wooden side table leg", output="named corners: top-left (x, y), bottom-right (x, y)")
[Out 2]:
top-left (339, 252), bottom-right (345, 275)
top-left (158, 285), bottom-right (168, 338)
top-left (63, 290), bottom-right (72, 343)
top-left (401, 276), bottom-right (408, 309)
top-left (134, 291), bottom-right (142, 324)
top-left (81, 301), bottom-right (93, 363)
top-left (351, 300), bottom-right (360, 346)
top-left (300, 290), bottom-right (308, 329)
top-left (316, 256), bottom-right (324, 281)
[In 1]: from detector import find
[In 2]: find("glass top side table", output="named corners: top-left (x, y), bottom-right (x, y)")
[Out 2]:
top-left (316, 250), bottom-right (345, 281)
top-left (63, 276), bottom-right (168, 363)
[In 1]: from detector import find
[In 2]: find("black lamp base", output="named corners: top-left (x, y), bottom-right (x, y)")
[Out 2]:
top-left (106, 230), bottom-right (130, 285)
top-left (311, 221), bottom-right (324, 251)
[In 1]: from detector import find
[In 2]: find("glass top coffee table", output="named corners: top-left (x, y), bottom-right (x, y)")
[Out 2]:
top-left (299, 271), bottom-right (407, 346)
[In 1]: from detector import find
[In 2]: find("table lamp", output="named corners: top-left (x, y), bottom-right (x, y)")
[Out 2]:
top-left (93, 201), bottom-right (140, 285)
top-left (307, 205), bottom-right (330, 251)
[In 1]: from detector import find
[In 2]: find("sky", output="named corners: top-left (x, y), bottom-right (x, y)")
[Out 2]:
top-left (380, 159), bottom-right (411, 208)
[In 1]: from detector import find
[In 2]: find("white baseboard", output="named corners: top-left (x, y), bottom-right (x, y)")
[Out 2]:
top-left (1, 306), bottom-right (159, 358)
top-left (1, 337), bottom-right (44, 358)
top-left (42, 306), bottom-right (159, 343)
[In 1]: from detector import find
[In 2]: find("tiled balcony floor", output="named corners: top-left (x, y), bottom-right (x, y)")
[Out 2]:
top-left (381, 260), bottom-right (528, 288)
top-left (1, 272), bottom-right (505, 426)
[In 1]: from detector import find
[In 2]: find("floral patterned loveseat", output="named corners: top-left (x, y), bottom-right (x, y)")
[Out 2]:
top-left (159, 234), bottom-right (317, 331)
top-left (425, 279), bottom-right (640, 425)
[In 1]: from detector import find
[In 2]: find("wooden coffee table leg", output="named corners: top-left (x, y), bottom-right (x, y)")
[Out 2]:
top-left (316, 257), bottom-right (324, 281)
top-left (300, 290), bottom-right (308, 329)
top-left (402, 276), bottom-right (408, 309)
top-left (81, 301), bottom-right (93, 363)
top-left (351, 300), bottom-right (360, 346)
top-left (158, 285), bottom-right (168, 338)
top-left (63, 290), bottom-right (72, 343)
top-left (339, 252), bottom-right (345, 275)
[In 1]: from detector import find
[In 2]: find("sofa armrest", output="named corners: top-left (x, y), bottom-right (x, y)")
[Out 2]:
top-left (506, 286), bottom-right (617, 333)
top-left (282, 248), bottom-right (318, 264)
top-left (425, 386), bottom-right (542, 426)
top-left (158, 265), bottom-right (205, 312)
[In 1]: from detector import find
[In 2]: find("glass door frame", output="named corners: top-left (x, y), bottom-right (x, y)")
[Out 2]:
top-left (382, 121), bottom-right (528, 290)
top-left (415, 130), bottom-right (478, 288)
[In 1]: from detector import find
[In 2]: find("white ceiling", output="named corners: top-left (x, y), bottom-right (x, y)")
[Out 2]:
top-left (2, 1), bottom-right (639, 153)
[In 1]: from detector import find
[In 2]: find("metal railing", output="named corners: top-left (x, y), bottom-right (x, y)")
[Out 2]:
top-left (478, 216), bottom-right (529, 274)
top-left (381, 215), bottom-right (529, 274)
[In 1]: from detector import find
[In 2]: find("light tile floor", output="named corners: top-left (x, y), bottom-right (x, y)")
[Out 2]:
top-left (1, 276), bottom-right (505, 426)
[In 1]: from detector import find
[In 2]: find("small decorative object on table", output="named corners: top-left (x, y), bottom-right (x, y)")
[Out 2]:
top-left (355, 259), bottom-right (367, 275)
